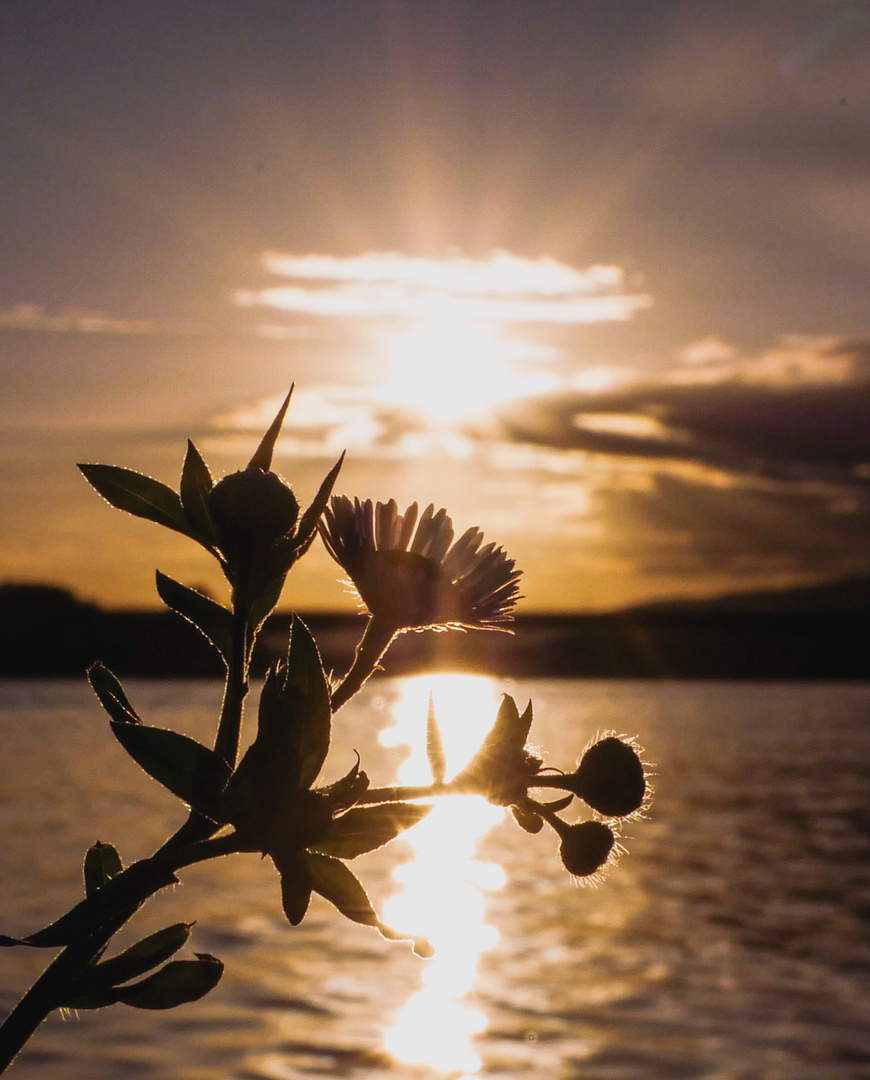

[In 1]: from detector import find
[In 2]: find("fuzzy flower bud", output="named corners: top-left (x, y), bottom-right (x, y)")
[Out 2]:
top-left (559, 820), bottom-right (615, 877)
top-left (208, 467), bottom-right (299, 563)
top-left (569, 736), bottom-right (646, 818)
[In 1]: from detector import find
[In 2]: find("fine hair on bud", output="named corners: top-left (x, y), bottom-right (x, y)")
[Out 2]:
top-left (559, 820), bottom-right (616, 878)
top-left (572, 735), bottom-right (646, 818)
top-left (208, 467), bottom-right (299, 558)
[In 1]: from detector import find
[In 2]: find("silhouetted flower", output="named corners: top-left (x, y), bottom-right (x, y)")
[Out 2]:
top-left (319, 496), bottom-right (521, 632)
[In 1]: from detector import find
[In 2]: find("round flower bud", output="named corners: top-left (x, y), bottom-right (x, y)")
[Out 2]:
top-left (559, 820), bottom-right (615, 877)
top-left (572, 736), bottom-right (646, 818)
top-left (208, 467), bottom-right (299, 561)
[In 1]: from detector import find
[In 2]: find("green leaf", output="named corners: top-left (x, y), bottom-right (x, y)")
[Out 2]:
top-left (254, 617), bottom-right (331, 787)
top-left (305, 851), bottom-right (378, 927)
top-left (295, 452), bottom-right (345, 551)
top-left (78, 463), bottom-right (190, 537)
top-left (155, 571), bottom-right (233, 664)
top-left (273, 848), bottom-right (313, 925)
top-left (83, 842), bottom-right (124, 897)
top-left (88, 664), bottom-right (141, 725)
top-left (305, 852), bottom-right (433, 957)
top-left (82, 923), bottom-right (192, 991)
top-left (247, 571), bottom-right (287, 636)
top-left (110, 722), bottom-right (231, 816)
top-left (248, 387), bottom-right (293, 471)
top-left (311, 802), bottom-right (432, 859)
top-left (115, 954), bottom-right (224, 1010)
top-left (285, 617), bottom-right (331, 789)
top-left (179, 441), bottom-right (217, 546)
top-left (426, 693), bottom-right (446, 784)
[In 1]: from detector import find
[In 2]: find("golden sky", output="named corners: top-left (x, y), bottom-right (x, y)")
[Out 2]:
top-left (2, 1), bottom-right (870, 611)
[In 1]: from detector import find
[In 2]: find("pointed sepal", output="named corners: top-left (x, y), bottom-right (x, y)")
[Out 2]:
top-left (248, 388), bottom-right (293, 471)
top-left (426, 693), bottom-right (447, 784)
top-left (179, 441), bottom-right (217, 547)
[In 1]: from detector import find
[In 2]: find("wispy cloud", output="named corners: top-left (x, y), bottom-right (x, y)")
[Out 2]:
top-left (236, 251), bottom-right (652, 324)
top-left (0, 303), bottom-right (203, 336)
top-left (497, 334), bottom-right (870, 481)
top-left (672, 334), bottom-right (870, 387)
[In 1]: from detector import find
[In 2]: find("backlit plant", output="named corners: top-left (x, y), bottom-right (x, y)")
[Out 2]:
top-left (0, 389), bottom-right (650, 1071)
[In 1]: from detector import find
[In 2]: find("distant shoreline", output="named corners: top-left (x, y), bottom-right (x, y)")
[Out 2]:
top-left (2, 603), bottom-right (868, 681)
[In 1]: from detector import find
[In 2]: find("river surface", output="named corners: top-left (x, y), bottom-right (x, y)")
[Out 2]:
top-left (1, 676), bottom-right (869, 1079)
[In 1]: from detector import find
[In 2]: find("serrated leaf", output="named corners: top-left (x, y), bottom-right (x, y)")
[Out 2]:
top-left (179, 441), bottom-right (217, 546)
top-left (84, 842), bottom-right (124, 897)
top-left (305, 851), bottom-right (378, 927)
top-left (110, 722), bottom-right (231, 816)
top-left (426, 693), bottom-right (446, 784)
top-left (155, 571), bottom-right (233, 664)
top-left (81, 923), bottom-right (192, 991)
top-left (78, 463), bottom-right (190, 537)
top-left (88, 664), bottom-right (141, 725)
top-left (115, 954), bottom-right (224, 1010)
top-left (311, 802), bottom-right (432, 860)
top-left (248, 387), bottom-right (293, 471)
top-left (296, 452), bottom-right (345, 550)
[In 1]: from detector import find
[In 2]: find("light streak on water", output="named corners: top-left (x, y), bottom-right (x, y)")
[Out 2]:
top-left (378, 675), bottom-right (507, 1077)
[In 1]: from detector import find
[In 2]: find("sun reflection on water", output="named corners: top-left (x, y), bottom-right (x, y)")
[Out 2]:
top-left (379, 674), bottom-right (507, 1077)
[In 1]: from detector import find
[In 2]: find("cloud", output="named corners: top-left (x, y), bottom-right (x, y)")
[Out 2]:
top-left (672, 334), bottom-right (870, 387)
top-left (206, 385), bottom-right (452, 461)
top-left (236, 250), bottom-right (652, 324)
top-left (0, 303), bottom-right (203, 336)
top-left (496, 335), bottom-right (870, 480)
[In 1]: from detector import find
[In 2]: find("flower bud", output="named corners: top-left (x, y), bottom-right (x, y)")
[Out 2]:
top-left (571, 736), bottom-right (646, 818)
top-left (208, 467), bottom-right (299, 562)
top-left (559, 820), bottom-right (615, 877)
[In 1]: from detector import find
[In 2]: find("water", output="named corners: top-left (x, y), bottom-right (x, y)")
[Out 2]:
top-left (1, 676), bottom-right (870, 1079)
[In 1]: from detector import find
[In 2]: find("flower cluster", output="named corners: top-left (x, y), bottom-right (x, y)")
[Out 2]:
top-left (452, 695), bottom-right (649, 882)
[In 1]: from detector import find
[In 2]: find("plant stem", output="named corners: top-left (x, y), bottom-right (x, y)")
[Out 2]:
top-left (355, 782), bottom-right (449, 805)
top-left (213, 580), bottom-right (251, 767)
top-left (330, 617), bottom-right (397, 713)
top-left (0, 834), bottom-right (244, 1074)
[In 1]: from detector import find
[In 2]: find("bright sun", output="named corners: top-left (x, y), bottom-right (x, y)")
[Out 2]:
top-left (385, 314), bottom-right (545, 424)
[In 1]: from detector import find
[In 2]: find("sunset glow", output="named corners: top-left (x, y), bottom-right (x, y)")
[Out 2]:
top-left (379, 676), bottom-right (506, 1076)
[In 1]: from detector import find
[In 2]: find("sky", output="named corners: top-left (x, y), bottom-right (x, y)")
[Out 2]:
top-left (1, 0), bottom-right (869, 612)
